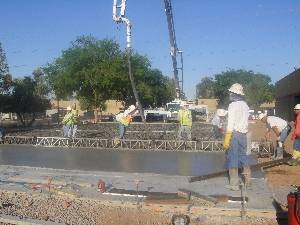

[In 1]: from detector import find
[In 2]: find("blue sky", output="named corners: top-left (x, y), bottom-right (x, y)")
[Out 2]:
top-left (0, 0), bottom-right (299, 99)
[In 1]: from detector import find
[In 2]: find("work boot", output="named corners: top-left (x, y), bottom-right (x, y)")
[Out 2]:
top-left (113, 138), bottom-right (121, 146)
top-left (225, 168), bottom-right (239, 191)
top-left (275, 147), bottom-right (283, 159)
top-left (287, 158), bottom-right (299, 166)
top-left (242, 166), bottom-right (251, 188)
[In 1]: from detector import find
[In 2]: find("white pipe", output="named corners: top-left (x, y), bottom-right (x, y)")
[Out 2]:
top-left (112, 0), bottom-right (131, 49)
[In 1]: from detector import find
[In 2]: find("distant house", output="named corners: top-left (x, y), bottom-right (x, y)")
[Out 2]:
top-left (196, 99), bottom-right (218, 113)
top-left (275, 68), bottom-right (300, 121)
top-left (48, 100), bottom-right (123, 120)
top-left (260, 101), bottom-right (275, 116)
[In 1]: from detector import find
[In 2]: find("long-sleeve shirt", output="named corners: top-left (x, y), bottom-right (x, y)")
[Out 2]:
top-left (265, 116), bottom-right (287, 133)
top-left (227, 100), bottom-right (249, 134)
top-left (294, 114), bottom-right (300, 137)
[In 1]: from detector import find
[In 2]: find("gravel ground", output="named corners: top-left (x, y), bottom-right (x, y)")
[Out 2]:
top-left (0, 190), bottom-right (280, 225)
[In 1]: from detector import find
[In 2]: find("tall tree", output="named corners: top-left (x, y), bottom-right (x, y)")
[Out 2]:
top-left (0, 42), bottom-right (10, 94)
top-left (9, 76), bottom-right (50, 126)
top-left (213, 69), bottom-right (274, 108)
top-left (44, 36), bottom-right (174, 121)
top-left (196, 77), bottom-right (215, 98)
top-left (32, 67), bottom-right (49, 98)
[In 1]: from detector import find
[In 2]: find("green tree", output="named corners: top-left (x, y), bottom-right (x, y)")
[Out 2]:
top-left (44, 36), bottom-right (174, 121)
top-left (0, 42), bottom-right (11, 94)
top-left (32, 67), bottom-right (49, 98)
top-left (9, 77), bottom-right (50, 126)
top-left (213, 69), bottom-right (274, 108)
top-left (196, 77), bottom-right (215, 98)
top-left (48, 36), bottom-right (124, 121)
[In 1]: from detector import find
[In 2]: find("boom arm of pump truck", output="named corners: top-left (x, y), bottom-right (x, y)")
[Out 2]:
top-left (163, 0), bottom-right (182, 99)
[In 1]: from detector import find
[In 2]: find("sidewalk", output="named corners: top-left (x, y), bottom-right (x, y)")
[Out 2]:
top-left (0, 164), bottom-right (288, 212)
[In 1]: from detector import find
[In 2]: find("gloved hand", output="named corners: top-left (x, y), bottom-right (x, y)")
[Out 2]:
top-left (223, 131), bottom-right (232, 150)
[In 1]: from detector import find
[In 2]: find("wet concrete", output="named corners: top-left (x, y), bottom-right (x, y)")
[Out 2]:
top-left (0, 145), bottom-right (257, 176)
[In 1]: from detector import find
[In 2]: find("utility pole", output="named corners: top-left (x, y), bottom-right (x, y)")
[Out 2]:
top-left (112, 0), bottom-right (145, 121)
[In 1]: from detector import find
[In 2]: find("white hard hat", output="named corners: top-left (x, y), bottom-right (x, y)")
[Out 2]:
top-left (228, 83), bottom-right (245, 96)
top-left (66, 106), bottom-right (72, 111)
top-left (217, 109), bottom-right (227, 117)
top-left (127, 105), bottom-right (136, 113)
top-left (294, 104), bottom-right (300, 110)
top-left (180, 102), bottom-right (188, 107)
top-left (258, 113), bottom-right (267, 120)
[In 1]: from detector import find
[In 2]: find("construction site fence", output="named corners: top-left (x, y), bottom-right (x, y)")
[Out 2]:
top-left (1, 136), bottom-right (272, 153)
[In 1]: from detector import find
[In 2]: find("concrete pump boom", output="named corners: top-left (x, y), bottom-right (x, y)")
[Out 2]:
top-left (163, 0), bottom-right (183, 99)
top-left (112, 0), bottom-right (145, 121)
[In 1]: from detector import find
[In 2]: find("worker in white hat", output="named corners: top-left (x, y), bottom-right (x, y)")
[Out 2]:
top-left (211, 109), bottom-right (227, 139)
top-left (115, 104), bottom-right (138, 140)
top-left (289, 104), bottom-right (300, 165)
top-left (258, 112), bottom-right (291, 160)
top-left (223, 83), bottom-right (250, 191)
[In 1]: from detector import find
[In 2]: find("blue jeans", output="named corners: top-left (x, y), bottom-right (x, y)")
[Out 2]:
top-left (294, 137), bottom-right (300, 151)
top-left (118, 123), bottom-right (126, 139)
top-left (63, 125), bottom-right (70, 137)
top-left (177, 125), bottom-right (192, 140)
top-left (225, 132), bottom-right (249, 169)
top-left (71, 124), bottom-right (78, 138)
top-left (279, 125), bottom-right (292, 143)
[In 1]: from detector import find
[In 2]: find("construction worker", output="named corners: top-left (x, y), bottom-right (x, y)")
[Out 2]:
top-left (62, 106), bottom-right (73, 138)
top-left (258, 113), bottom-right (292, 159)
top-left (288, 104), bottom-right (300, 166)
top-left (223, 83), bottom-right (250, 191)
top-left (70, 104), bottom-right (79, 138)
top-left (211, 109), bottom-right (227, 139)
top-left (115, 105), bottom-right (137, 140)
top-left (177, 103), bottom-right (192, 140)
top-left (0, 118), bottom-right (4, 142)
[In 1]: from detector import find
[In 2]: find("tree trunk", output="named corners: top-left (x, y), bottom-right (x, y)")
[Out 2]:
top-left (94, 109), bottom-right (98, 123)
top-left (57, 99), bottom-right (60, 125)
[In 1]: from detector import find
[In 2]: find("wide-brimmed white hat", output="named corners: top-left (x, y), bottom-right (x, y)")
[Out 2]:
top-left (127, 105), bottom-right (136, 113)
top-left (294, 104), bottom-right (300, 110)
top-left (258, 113), bottom-right (267, 120)
top-left (228, 83), bottom-right (245, 96)
top-left (217, 109), bottom-right (227, 117)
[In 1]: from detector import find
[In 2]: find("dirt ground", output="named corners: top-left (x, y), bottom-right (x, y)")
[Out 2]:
top-left (1, 120), bottom-right (299, 225)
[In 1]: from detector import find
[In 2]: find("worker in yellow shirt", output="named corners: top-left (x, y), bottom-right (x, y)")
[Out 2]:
top-left (177, 103), bottom-right (192, 140)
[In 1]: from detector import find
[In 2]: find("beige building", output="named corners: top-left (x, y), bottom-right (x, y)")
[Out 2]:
top-left (49, 100), bottom-right (123, 118)
top-left (196, 98), bottom-right (218, 113)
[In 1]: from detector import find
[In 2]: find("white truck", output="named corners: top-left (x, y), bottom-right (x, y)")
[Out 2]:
top-left (143, 99), bottom-right (209, 122)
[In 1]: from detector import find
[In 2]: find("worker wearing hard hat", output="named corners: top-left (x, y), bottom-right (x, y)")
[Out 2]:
top-left (288, 104), bottom-right (300, 166)
top-left (62, 106), bottom-right (73, 138)
top-left (211, 109), bottom-right (227, 139)
top-left (177, 103), bottom-right (192, 140)
top-left (70, 104), bottom-right (79, 138)
top-left (258, 112), bottom-right (291, 160)
top-left (115, 105), bottom-right (138, 140)
top-left (223, 83), bottom-right (250, 191)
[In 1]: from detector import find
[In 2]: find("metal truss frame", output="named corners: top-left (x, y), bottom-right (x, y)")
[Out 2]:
top-left (1, 136), bottom-right (272, 153)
